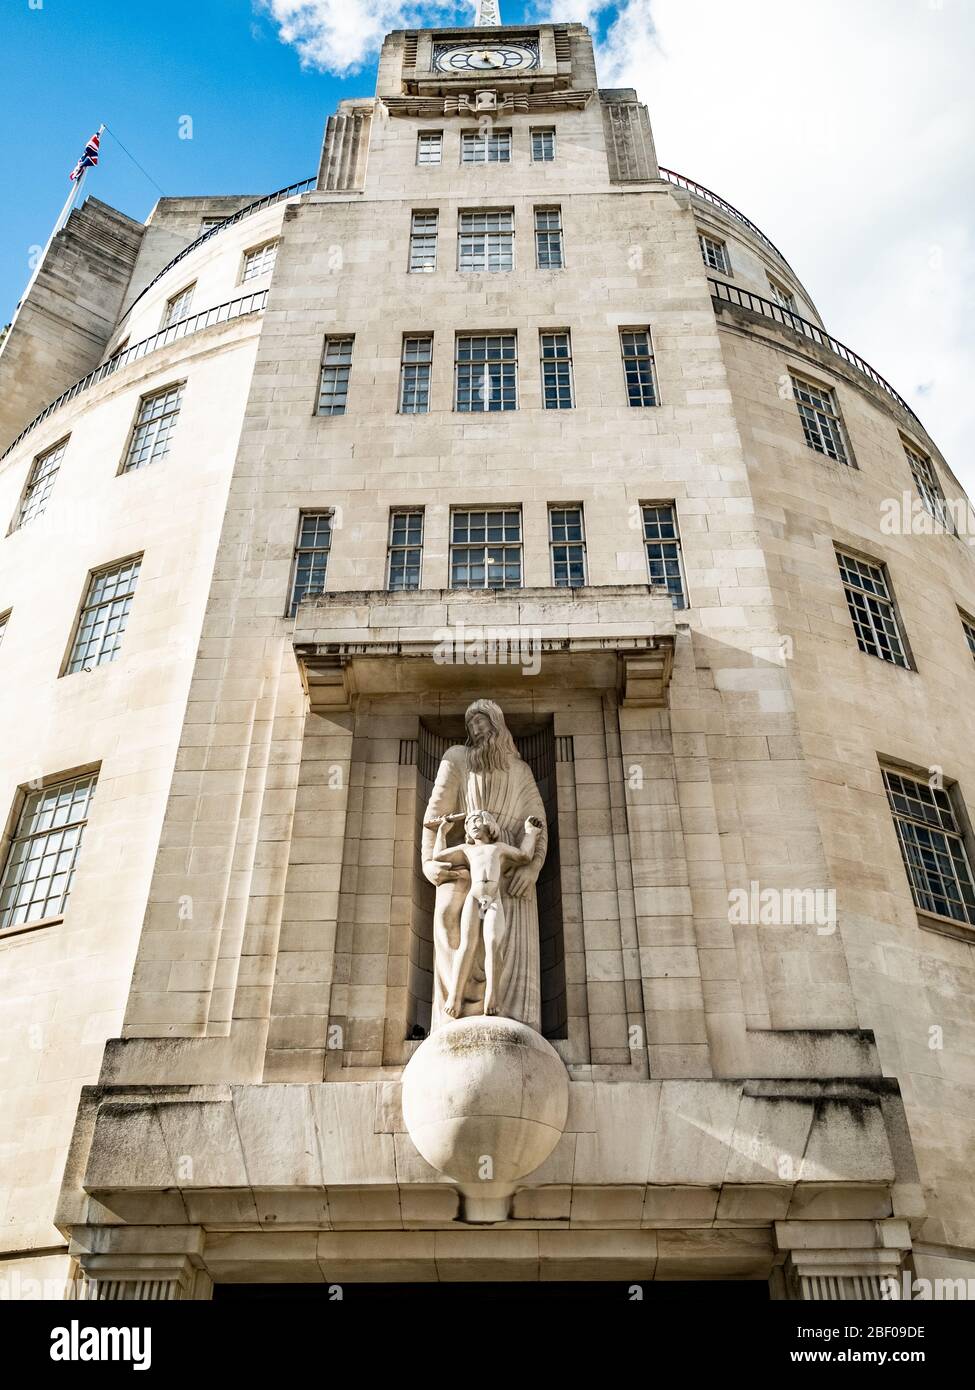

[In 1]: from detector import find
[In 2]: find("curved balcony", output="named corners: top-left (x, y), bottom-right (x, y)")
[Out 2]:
top-left (0, 289), bottom-right (268, 464)
top-left (709, 277), bottom-right (925, 433)
top-left (659, 167), bottom-right (794, 272)
top-left (117, 176), bottom-right (315, 327)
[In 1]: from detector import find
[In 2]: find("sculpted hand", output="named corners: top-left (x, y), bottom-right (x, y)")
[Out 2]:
top-left (506, 865), bottom-right (537, 899)
top-left (423, 860), bottom-right (464, 887)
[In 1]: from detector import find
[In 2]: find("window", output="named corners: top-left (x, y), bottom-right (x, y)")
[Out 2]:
top-left (13, 437), bottom-right (67, 529)
top-left (161, 283), bottom-right (195, 328)
top-left (399, 336), bottom-right (433, 414)
top-left (534, 208), bottom-right (564, 269)
top-left (699, 233), bottom-right (730, 274)
top-left (791, 375), bottom-right (850, 465)
top-left (450, 509), bottom-right (522, 589)
top-left (540, 332), bottom-right (573, 409)
top-left (461, 128), bottom-right (511, 164)
top-left (289, 513), bottom-right (332, 615)
top-left (317, 336), bottom-right (354, 416)
top-left (65, 557), bottom-right (141, 674)
top-left (242, 240), bottom-right (278, 282)
top-left (458, 210), bottom-right (513, 272)
top-left (961, 611), bottom-right (975, 662)
top-left (835, 551), bottom-right (909, 668)
top-left (904, 441), bottom-right (951, 530)
top-left (387, 510), bottom-right (424, 591)
top-left (642, 504), bottom-right (687, 609)
top-left (455, 334), bottom-right (517, 412)
top-left (200, 217), bottom-right (225, 231)
top-left (767, 276), bottom-right (797, 312)
top-left (0, 772), bottom-right (97, 931)
top-left (122, 384), bottom-right (183, 473)
top-left (620, 329), bottom-right (658, 407)
top-left (549, 506), bottom-right (586, 587)
top-left (417, 132), bottom-right (443, 165)
top-left (531, 128), bottom-right (556, 162)
top-left (883, 767), bottom-right (975, 927)
top-left (409, 211), bottom-right (438, 273)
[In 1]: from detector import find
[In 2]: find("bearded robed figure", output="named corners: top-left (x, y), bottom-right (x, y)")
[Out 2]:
top-left (421, 700), bottom-right (548, 1033)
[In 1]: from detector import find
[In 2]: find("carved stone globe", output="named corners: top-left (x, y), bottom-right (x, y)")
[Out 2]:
top-left (402, 1015), bottom-right (569, 1222)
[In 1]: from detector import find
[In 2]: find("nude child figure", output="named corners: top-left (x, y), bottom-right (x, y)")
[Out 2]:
top-left (428, 810), bottom-right (543, 1018)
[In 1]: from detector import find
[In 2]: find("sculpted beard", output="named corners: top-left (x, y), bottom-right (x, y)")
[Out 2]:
top-left (465, 706), bottom-right (517, 773)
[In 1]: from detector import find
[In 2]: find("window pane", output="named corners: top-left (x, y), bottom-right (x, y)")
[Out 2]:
top-left (883, 769), bottom-right (975, 924)
top-left (550, 506), bottom-right (586, 586)
top-left (417, 132), bottom-right (443, 165)
top-left (162, 284), bottom-right (195, 328)
top-left (698, 234), bottom-right (729, 274)
top-left (458, 210), bottom-right (514, 273)
top-left (621, 330), bottom-right (658, 407)
top-left (450, 509), bottom-right (521, 588)
top-left (836, 551), bottom-right (908, 667)
top-left (242, 241), bottom-right (278, 282)
top-left (532, 128), bottom-right (555, 162)
top-left (767, 277), bottom-right (796, 312)
top-left (122, 385), bottom-right (183, 473)
top-left (540, 332), bottom-right (573, 409)
top-left (318, 337), bottom-right (354, 415)
top-left (66, 557), bottom-right (142, 673)
top-left (904, 442), bottom-right (951, 530)
top-left (290, 513), bottom-right (332, 614)
top-left (15, 438), bottom-right (68, 527)
top-left (0, 773), bottom-right (97, 930)
top-left (409, 210), bottom-right (438, 273)
top-left (387, 510), bottom-right (424, 590)
top-left (461, 129), bottom-right (511, 164)
top-left (642, 504), bottom-right (686, 608)
top-left (400, 336), bottom-right (433, 413)
top-left (535, 208), bottom-right (563, 269)
top-left (791, 376), bottom-right (850, 465)
top-left (455, 335), bottom-right (517, 412)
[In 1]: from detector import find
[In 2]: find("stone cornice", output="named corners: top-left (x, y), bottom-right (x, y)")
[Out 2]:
top-left (381, 89), bottom-right (593, 118)
top-left (293, 584), bottom-right (677, 710)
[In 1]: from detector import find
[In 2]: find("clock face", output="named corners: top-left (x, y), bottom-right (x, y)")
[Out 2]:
top-left (432, 43), bottom-right (539, 74)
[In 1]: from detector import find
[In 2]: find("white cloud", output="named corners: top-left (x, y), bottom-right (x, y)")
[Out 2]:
top-left (259, 1), bottom-right (472, 75)
top-left (543, 0), bottom-right (975, 488)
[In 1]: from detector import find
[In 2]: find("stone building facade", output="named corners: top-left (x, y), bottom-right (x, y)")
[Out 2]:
top-left (1, 20), bottom-right (974, 1298)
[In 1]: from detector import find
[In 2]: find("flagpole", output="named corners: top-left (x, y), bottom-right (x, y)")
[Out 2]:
top-left (3, 124), bottom-right (104, 337)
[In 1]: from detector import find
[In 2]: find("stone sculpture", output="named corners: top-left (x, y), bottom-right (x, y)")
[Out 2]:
top-left (403, 700), bottom-right (568, 1222)
top-left (420, 699), bottom-right (548, 1032)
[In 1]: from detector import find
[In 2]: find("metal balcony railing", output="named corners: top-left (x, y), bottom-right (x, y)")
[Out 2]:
top-left (709, 277), bottom-right (924, 430)
top-left (659, 167), bottom-right (793, 271)
top-left (116, 176), bottom-right (315, 326)
top-left (1, 289), bottom-right (268, 463)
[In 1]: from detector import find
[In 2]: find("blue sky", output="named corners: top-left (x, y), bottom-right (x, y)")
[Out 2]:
top-left (0, 0), bottom-right (540, 322)
top-left (1, 0), bottom-right (972, 486)
top-left (0, 0), bottom-right (380, 320)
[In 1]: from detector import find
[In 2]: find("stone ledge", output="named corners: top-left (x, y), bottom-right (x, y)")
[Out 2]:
top-left (294, 585), bottom-right (677, 708)
top-left (58, 1076), bottom-right (910, 1237)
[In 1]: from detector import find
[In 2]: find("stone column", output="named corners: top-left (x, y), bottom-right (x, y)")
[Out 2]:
top-left (774, 1219), bottom-right (912, 1300)
top-left (70, 1228), bottom-right (212, 1301)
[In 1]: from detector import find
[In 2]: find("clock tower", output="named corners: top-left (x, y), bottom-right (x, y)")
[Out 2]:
top-left (322, 20), bottom-right (658, 189)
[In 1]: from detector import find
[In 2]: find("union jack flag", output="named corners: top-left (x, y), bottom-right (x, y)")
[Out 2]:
top-left (69, 130), bottom-right (101, 181)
